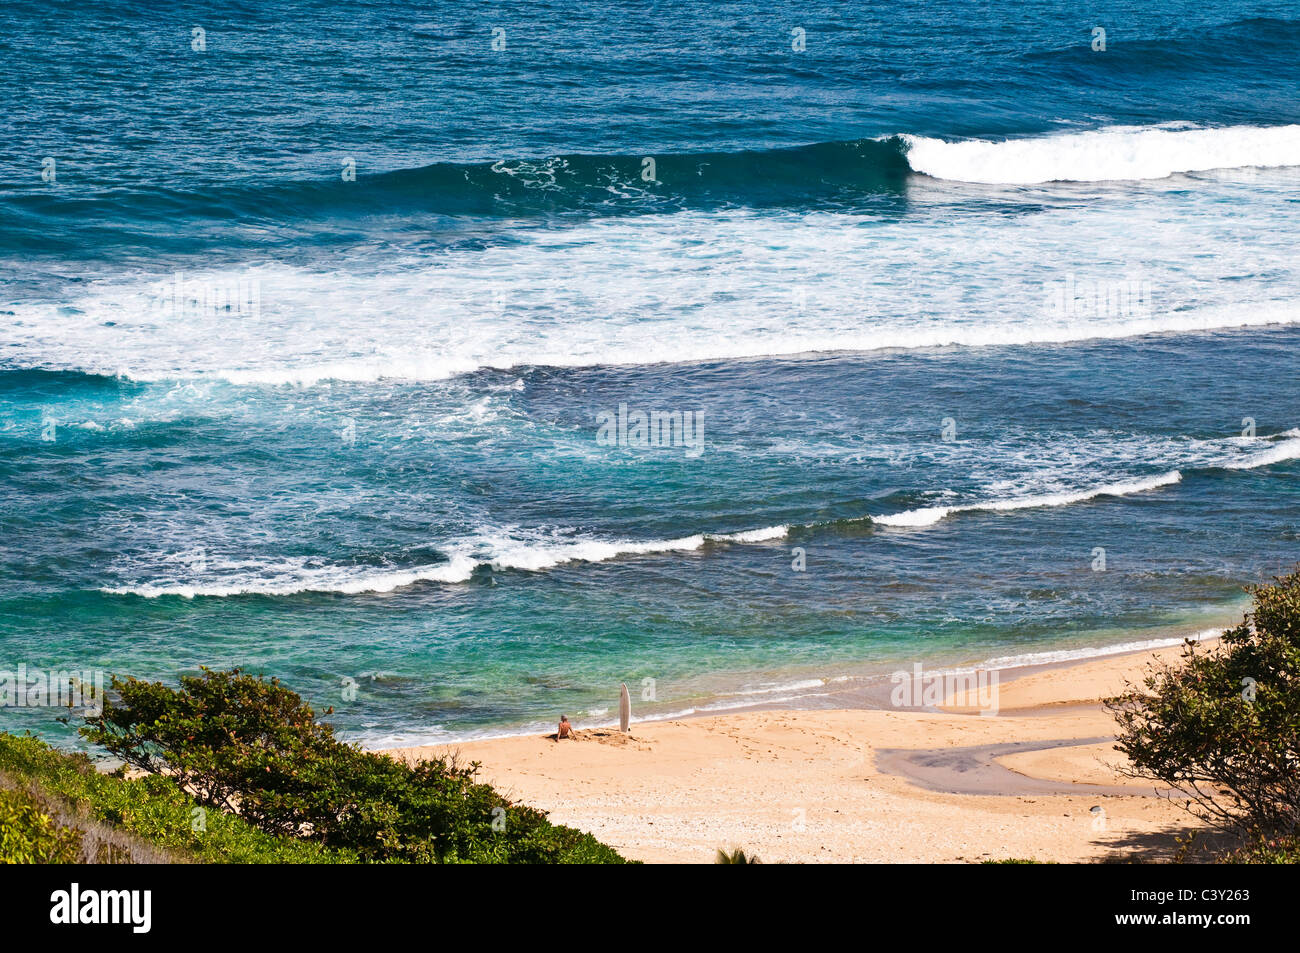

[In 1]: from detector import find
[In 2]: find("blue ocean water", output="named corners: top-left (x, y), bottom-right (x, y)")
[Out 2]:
top-left (2, 0), bottom-right (1298, 745)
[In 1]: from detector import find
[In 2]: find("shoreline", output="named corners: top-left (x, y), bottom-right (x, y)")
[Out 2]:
top-left (359, 607), bottom-right (1240, 749)
top-left (385, 630), bottom-right (1222, 864)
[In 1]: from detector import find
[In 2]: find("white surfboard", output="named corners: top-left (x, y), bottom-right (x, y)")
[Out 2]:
top-left (619, 682), bottom-right (631, 732)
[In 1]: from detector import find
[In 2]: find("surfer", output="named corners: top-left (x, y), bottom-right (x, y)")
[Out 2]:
top-left (557, 714), bottom-right (577, 740)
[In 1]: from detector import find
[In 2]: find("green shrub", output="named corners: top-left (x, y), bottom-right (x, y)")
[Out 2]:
top-left (0, 785), bottom-right (82, 864)
top-left (1110, 569), bottom-right (1300, 840)
top-left (0, 732), bottom-right (352, 864)
top-left (1217, 833), bottom-right (1300, 864)
top-left (82, 668), bottom-right (629, 864)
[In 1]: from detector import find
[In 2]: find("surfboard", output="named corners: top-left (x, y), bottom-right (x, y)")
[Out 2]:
top-left (619, 682), bottom-right (631, 732)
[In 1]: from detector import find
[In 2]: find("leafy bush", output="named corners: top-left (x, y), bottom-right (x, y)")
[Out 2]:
top-left (0, 785), bottom-right (82, 863)
top-left (1110, 569), bottom-right (1300, 840)
top-left (82, 668), bottom-right (629, 864)
top-left (1221, 833), bottom-right (1300, 863)
top-left (716, 847), bottom-right (761, 864)
top-left (0, 732), bottom-right (351, 863)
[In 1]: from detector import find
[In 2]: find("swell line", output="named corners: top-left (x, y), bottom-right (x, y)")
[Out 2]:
top-left (99, 432), bottom-right (1300, 599)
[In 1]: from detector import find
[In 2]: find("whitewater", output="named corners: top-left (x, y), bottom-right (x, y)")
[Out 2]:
top-left (6, 123), bottom-right (1299, 387)
top-left (102, 430), bottom-right (1300, 598)
top-left (6, 0), bottom-right (1300, 746)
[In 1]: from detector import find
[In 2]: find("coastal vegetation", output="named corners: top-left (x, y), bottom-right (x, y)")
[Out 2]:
top-left (1111, 569), bottom-right (1300, 863)
top-left (0, 731), bottom-right (346, 863)
top-left (1, 668), bottom-right (629, 864)
top-left (716, 847), bottom-right (762, 864)
top-left (0, 784), bottom-right (83, 864)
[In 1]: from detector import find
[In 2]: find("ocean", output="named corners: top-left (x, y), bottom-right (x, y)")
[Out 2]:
top-left (1, 0), bottom-right (1297, 746)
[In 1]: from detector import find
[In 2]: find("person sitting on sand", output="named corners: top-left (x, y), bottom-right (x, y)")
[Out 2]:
top-left (557, 714), bottom-right (577, 740)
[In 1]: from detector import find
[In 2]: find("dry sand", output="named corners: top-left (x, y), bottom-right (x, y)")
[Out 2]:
top-left (387, 640), bottom-right (1209, 864)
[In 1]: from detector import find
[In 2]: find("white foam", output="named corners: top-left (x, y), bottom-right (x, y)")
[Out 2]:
top-left (714, 525), bottom-right (788, 543)
top-left (101, 301), bottom-right (1300, 385)
top-left (7, 181), bottom-right (1300, 385)
top-left (978, 629), bottom-right (1223, 670)
top-left (102, 527), bottom-right (786, 598)
top-left (873, 470), bottom-right (1183, 527)
top-left (103, 552), bottom-right (481, 597)
top-left (102, 423), bottom-right (1300, 597)
top-left (1216, 429), bottom-right (1300, 470)
top-left (902, 124), bottom-right (1300, 184)
top-left (485, 533), bottom-right (706, 573)
top-left (870, 429), bottom-right (1300, 531)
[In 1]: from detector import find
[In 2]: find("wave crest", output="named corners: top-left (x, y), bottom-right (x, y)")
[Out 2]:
top-left (871, 471), bottom-right (1183, 527)
top-left (902, 124), bottom-right (1300, 184)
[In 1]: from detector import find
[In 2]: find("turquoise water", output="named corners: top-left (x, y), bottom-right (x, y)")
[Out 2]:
top-left (2, 0), bottom-right (1298, 745)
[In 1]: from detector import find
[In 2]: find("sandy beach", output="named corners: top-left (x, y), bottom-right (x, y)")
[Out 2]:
top-left (388, 639), bottom-right (1211, 864)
